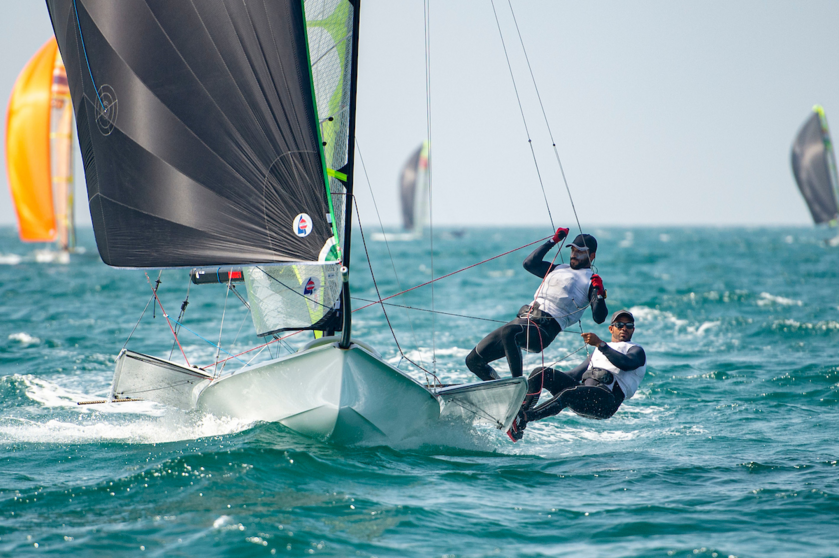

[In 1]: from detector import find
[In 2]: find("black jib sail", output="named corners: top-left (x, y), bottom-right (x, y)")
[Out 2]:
top-left (791, 107), bottom-right (839, 225)
top-left (46, 0), bottom-right (357, 268)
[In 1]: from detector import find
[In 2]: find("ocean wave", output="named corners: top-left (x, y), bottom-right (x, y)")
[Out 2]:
top-left (8, 332), bottom-right (40, 345)
top-left (629, 307), bottom-right (720, 337)
top-left (0, 253), bottom-right (22, 265)
top-left (770, 319), bottom-right (839, 333)
top-left (757, 292), bottom-right (803, 307)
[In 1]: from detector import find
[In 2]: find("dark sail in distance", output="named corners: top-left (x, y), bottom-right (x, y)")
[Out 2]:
top-left (400, 145), bottom-right (422, 230)
top-left (399, 141), bottom-right (429, 233)
top-left (46, 0), bottom-right (340, 268)
top-left (791, 108), bottom-right (839, 225)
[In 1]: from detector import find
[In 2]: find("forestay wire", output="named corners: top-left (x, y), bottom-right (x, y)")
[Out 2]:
top-left (491, 1), bottom-right (594, 362)
top-left (506, 0), bottom-right (585, 238)
top-left (423, 0), bottom-right (438, 374)
top-left (356, 139), bottom-right (427, 369)
top-left (352, 196), bottom-right (442, 386)
top-left (489, 0), bottom-right (554, 230)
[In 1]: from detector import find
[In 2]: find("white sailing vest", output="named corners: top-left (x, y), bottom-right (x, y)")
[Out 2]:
top-left (588, 341), bottom-right (647, 400)
top-left (532, 264), bottom-right (592, 330)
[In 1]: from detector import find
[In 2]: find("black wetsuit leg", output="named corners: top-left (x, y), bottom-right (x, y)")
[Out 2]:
top-left (526, 380), bottom-right (625, 421)
top-left (522, 366), bottom-right (579, 410)
top-left (466, 318), bottom-right (560, 379)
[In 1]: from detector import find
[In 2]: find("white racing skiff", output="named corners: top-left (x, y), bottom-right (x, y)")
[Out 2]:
top-left (49, 0), bottom-right (527, 443)
top-left (112, 339), bottom-right (526, 443)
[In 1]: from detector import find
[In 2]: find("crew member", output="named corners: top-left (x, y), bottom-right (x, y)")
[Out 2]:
top-left (465, 228), bottom-right (608, 381)
top-left (508, 309), bottom-right (647, 441)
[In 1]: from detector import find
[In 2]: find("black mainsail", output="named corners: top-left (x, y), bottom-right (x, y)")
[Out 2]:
top-left (791, 106), bottom-right (839, 225)
top-left (46, 0), bottom-right (358, 268)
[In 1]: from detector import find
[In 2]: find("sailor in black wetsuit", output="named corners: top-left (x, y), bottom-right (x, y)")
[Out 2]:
top-left (507, 309), bottom-right (647, 441)
top-left (465, 228), bottom-right (608, 381)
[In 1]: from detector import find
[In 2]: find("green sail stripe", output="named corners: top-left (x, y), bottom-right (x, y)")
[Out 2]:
top-left (327, 168), bottom-right (347, 182)
top-left (306, 2), bottom-right (352, 117)
top-left (300, 0), bottom-right (342, 255)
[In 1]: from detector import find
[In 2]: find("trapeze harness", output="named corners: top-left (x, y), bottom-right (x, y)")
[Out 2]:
top-left (523, 341), bottom-right (647, 420)
top-left (466, 261), bottom-right (598, 380)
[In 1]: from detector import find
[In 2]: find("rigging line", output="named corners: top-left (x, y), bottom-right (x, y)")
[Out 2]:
top-left (544, 344), bottom-right (588, 369)
top-left (144, 272), bottom-right (190, 367)
top-left (113, 379), bottom-right (202, 397)
top-left (489, 0), bottom-right (554, 230)
top-left (166, 317), bottom-right (246, 365)
top-left (423, 0), bottom-right (438, 374)
top-left (203, 329), bottom-right (305, 369)
top-left (506, 0), bottom-right (583, 236)
top-left (352, 297), bottom-right (506, 324)
top-left (447, 396), bottom-right (503, 427)
top-left (72, 0), bottom-right (106, 110)
top-left (169, 276), bottom-right (192, 360)
top-left (353, 236), bottom-right (550, 312)
top-left (228, 284), bottom-right (250, 310)
top-left (214, 276), bottom-right (232, 378)
top-left (524, 238), bottom-right (564, 377)
top-left (356, 295), bottom-right (591, 325)
top-left (242, 342), bottom-right (271, 369)
top-left (252, 266), bottom-right (333, 309)
top-left (355, 139), bottom-right (426, 369)
top-left (353, 196), bottom-right (440, 385)
top-left (219, 307), bottom-right (251, 377)
top-left (122, 273), bottom-right (160, 351)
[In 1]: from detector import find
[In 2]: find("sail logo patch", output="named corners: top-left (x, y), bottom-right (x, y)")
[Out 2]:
top-left (303, 277), bottom-right (318, 295)
top-left (293, 213), bottom-right (312, 237)
top-left (95, 84), bottom-right (118, 136)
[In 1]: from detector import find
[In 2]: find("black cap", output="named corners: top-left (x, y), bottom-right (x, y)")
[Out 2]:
top-left (567, 233), bottom-right (597, 253)
top-left (610, 309), bottom-right (634, 324)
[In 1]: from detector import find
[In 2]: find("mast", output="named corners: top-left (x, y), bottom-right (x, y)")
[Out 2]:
top-left (339, 0), bottom-right (361, 349)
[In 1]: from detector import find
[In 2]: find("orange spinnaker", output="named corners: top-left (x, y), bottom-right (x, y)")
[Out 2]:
top-left (6, 38), bottom-right (58, 242)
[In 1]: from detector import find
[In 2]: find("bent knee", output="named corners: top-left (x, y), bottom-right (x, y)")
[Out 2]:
top-left (528, 366), bottom-right (553, 379)
top-left (465, 349), bottom-right (483, 369)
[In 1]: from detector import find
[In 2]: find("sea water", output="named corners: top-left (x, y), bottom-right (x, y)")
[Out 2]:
top-left (1, 226), bottom-right (837, 557)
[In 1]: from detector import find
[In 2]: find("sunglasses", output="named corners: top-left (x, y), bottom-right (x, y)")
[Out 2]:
top-left (611, 322), bottom-right (635, 329)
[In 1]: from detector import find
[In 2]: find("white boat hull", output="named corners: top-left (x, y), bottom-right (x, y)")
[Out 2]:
top-left (110, 340), bottom-right (527, 444)
top-left (198, 342), bottom-right (441, 443)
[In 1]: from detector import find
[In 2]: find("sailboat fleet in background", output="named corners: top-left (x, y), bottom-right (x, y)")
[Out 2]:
top-left (51, 0), bottom-right (525, 443)
top-left (6, 37), bottom-right (77, 263)
top-left (791, 105), bottom-right (839, 246)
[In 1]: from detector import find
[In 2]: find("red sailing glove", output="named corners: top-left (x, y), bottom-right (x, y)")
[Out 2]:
top-left (591, 274), bottom-right (606, 297)
top-left (551, 227), bottom-right (569, 243)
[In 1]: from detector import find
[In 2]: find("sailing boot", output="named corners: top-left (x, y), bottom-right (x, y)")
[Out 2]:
top-left (506, 409), bottom-right (528, 442)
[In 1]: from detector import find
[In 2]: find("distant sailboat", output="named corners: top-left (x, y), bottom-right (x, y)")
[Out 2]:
top-left (791, 105), bottom-right (839, 245)
top-left (372, 141), bottom-right (430, 242)
top-left (401, 141), bottom-right (430, 234)
top-left (6, 37), bottom-right (76, 262)
top-left (49, 0), bottom-right (525, 443)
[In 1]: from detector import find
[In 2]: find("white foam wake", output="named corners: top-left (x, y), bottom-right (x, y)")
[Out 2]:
top-left (1, 374), bottom-right (255, 444)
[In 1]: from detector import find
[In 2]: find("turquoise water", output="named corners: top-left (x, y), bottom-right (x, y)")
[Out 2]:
top-left (1, 225), bottom-right (838, 557)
